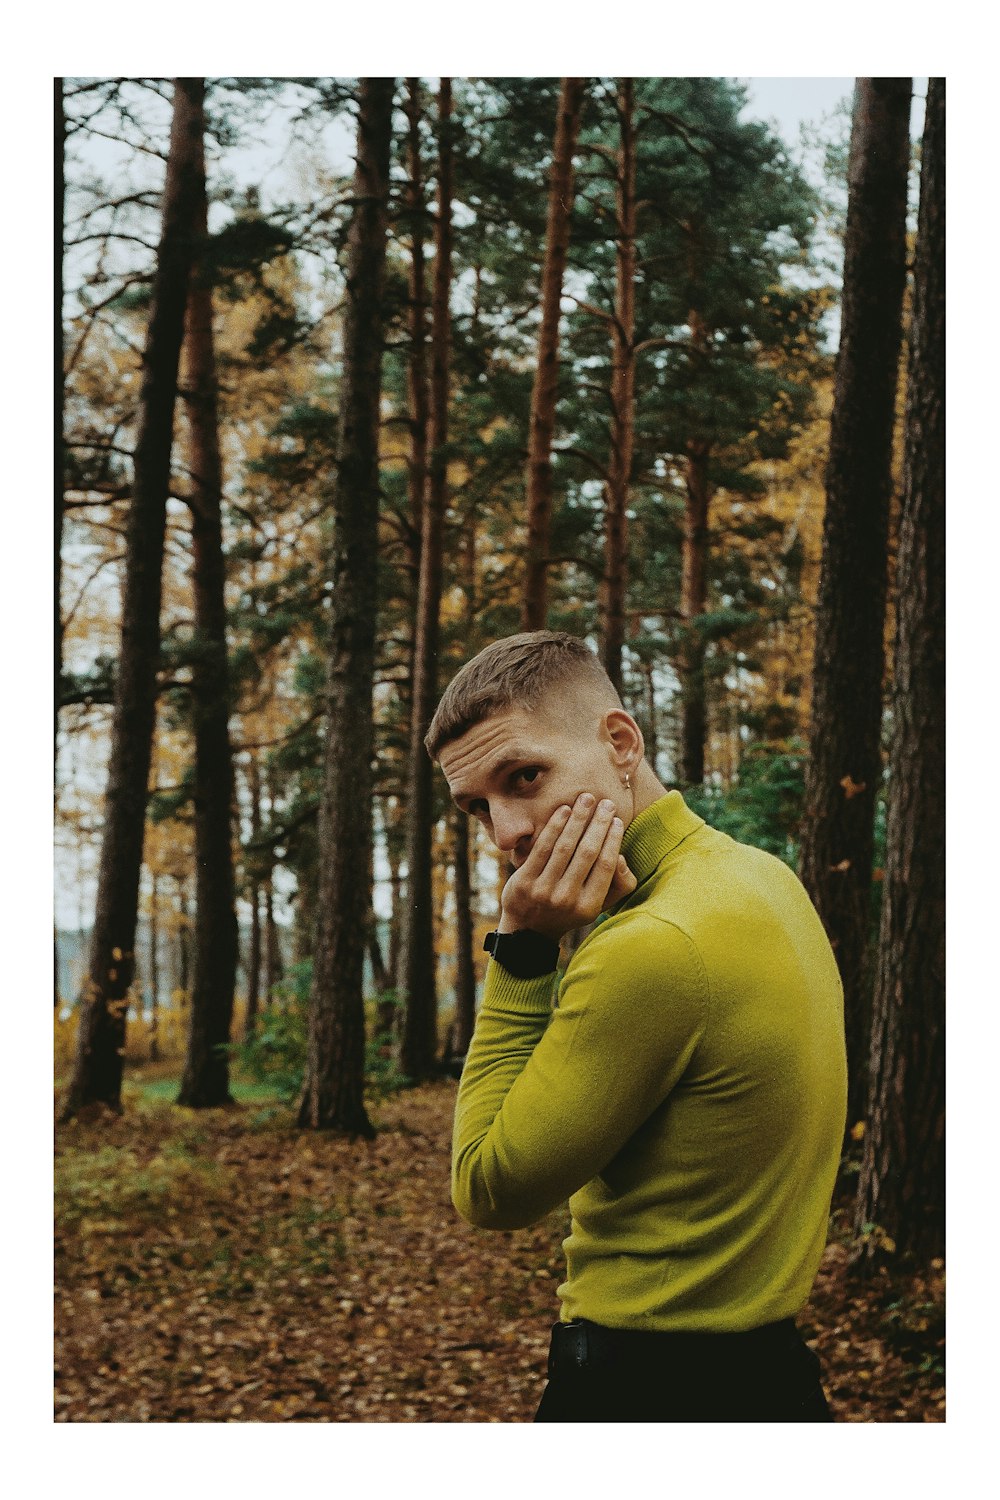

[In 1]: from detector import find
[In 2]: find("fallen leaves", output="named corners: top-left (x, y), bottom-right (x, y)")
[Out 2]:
top-left (54, 1080), bottom-right (944, 1422)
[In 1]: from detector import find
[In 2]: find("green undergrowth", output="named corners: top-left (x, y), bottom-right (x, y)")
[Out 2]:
top-left (55, 1140), bottom-right (236, 1232)
top-left (130, 1075), bottom-right (283, 1105)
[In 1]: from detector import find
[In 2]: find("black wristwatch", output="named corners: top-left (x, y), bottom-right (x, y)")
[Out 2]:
top-left (483, 928), bottom-right (560, 979)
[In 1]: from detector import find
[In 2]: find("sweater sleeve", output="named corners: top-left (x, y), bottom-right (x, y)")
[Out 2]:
top-left (451, 912), bottom-right (709, 1230)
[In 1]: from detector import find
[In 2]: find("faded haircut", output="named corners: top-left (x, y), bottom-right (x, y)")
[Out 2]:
top-left (425, 630), bottom-right (622, 761)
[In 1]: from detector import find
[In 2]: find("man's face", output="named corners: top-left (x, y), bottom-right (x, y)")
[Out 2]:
top-left (438, 703), bottom-right (630, 867)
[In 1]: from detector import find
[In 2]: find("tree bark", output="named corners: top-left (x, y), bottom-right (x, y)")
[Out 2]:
top-left (244, 753), bottom-right (262, 1037)
top-left (853, 78), bottom-right (944, 1269)
top-left (405, 78), bottom-right (430, 583)
top-left (599, 79), bottom-right (637, 698)
top-left (640, 654), bottom-right (660, 777)
top-left (245, 888), bottom-right (262, 1036)
top-left (375, 801), bottom-right (400, 1042)
top-left (679, 426), bottom-right (711, 786)
top-left (386, 805), bottom-right (403, 986)
top-left (400, 79), bottom-right (454, 1082)
top-left (55, 77), bottom-right (65, 780)
top-left (178, 114), bottom-right (239, 1107)
top-left (521, 77), bottom-right (587, 630)
top-left (298, 76), bottom-right (394, 1135)
top-left (446, 508), bottom-right (480, 1063)
top-left (62, 79), bottom-right (204, 1119)
top-left (148, 870), bottom-right (160, 1062)
top-left (264, 873), bottom-right (283, 1000)
top-left (292, 848), bottom-right (317, 966)
top-left (177, 875), bottom-right (190, 1002)
top-left (396, 76), bottom-right (431, 930)
top-left (449, 806), bottom-right (477, 1061)
top-left (798, 78), bottom-right (912, 1125)
top-left (55, 79), bottom-right (66, 1010)
top-left (366, 822), bottom-right (391, 993)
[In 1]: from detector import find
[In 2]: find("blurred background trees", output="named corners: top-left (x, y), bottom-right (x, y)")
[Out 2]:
top-left (56, 76), bottom-right (943, 1272)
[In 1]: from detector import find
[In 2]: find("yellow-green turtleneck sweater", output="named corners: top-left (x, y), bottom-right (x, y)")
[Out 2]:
top-left (452, 791), bottom-right (847, 1333)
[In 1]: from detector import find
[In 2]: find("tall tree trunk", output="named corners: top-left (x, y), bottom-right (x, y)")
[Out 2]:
top-left (148, 870), bottom-right (160, 1062)
top-left (679, 424), bottom-right (712, 786)
top-left (55, 78), bottom-right (66, 1010)
top-left (394, 76), bottom-right (431, 972)
top-left (798, 78), bottom-right (911, 1126)
top-left (599, 79), bottom-right (636, 697)
top-left (177, 875), bottom-right (190, 1003)
top-left (55, 76), bottom-right (65, 779)
top-left (449, 806), bottom-right (477, 1061)
top-left (400, 79), bottom-right (454, 1082)
top-left (447, 508), bottom-right (479, 1062)
top-left (375, 800), bottom-right (400, 1041)
top-left (405, 77), bottom-right (430, 585)
top-left (293, 853), bottom-right (318, 965)
top-left (368, 924), bottom-right (391, 993)
top-left (853, 78), bottom-right (944, 1269)
top-left (261, 766), bottom-right (284, 996)
top-left (178, 117), bottom-right (239, 1107)
top-left (245, 888), bottom-right (262, 1036)
top-left (640, 654), bottom-right (660, 777)
top-left (521, 77), bottom-right (587, 629)
top-left (244, 753), bottom-right (262, 1037)
top-left (366, 826), bottom-right (391, 991)
top-left (386, 808), bottom-right (403, 986)
top-left (61, 79), bottom-right (204, 1119)
top-left (264, 874), bottom-right (283, 999)
top-left (298, 76), bottom-right (394, 1136)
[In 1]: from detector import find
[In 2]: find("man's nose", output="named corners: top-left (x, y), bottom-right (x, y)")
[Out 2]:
top-left (491, 804), bottom-right (534, 855)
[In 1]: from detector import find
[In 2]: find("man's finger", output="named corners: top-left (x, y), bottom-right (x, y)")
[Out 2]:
top-left (542, 794), bottom-right (603, 883)
top-left (559, 799), bottom-right (617, 888)
top-left (577, 815), bottom-right (625, 902)
top-left (517, 801), bottom-right (573, 878)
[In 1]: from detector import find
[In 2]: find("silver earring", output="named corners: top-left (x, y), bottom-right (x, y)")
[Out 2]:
top-left (623, 771), bottom-right (631, 790)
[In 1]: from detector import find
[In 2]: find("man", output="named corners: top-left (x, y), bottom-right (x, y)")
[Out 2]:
top-left (427, 630), bottom-right (847, 1422)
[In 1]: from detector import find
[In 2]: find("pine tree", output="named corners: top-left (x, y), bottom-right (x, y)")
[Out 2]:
top-left (400, 79), bottom-right (454, 1082)
top-left (522, 77), bottom-right (587, 630)
top-left (562, 79), bottom-right (823, 758)
top-left (55, 77), bottom-right (66, 778)
top-left (599, 79), bottom-right (637, 696)
top-left (62, 79), bottom-right (205, 1119)
top-left (799, 78), bottom-right (912, 1124)
top-left (243, 752), bottom-right (263, 1038)
top-left (853, 78), bottom-right (944, 1268)
top-left (177, 99), bottom-right (239, 1107)
top-left (298, 76), bottom-right (395, 1135)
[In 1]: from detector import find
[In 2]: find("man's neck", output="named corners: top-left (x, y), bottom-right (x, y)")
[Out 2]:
top-left (630, 762), bottom-right (670, 823)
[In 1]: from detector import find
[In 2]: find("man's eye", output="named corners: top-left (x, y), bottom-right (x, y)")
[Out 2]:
top-left (513, 768), bottom-right (540, 789)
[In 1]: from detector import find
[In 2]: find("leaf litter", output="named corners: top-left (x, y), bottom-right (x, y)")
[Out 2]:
top-left (54, 1080), bottom-right (943, 1422)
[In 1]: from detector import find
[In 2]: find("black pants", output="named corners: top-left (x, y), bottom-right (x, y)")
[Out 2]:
top-left (534, 1316), bottom-right (833, 1423)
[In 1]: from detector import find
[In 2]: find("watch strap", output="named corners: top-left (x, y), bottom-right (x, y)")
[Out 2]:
top-left (483, 928), bottom-right (560, 979)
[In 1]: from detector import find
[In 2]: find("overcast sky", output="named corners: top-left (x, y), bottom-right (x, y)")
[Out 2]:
top-left (745, 76), bottom-right (927, 147)
top-left (745, 76), bottom-right (853, 141)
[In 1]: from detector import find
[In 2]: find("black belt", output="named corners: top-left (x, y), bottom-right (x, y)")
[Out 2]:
top-left (547, 1316), bottom-right (800, 1378)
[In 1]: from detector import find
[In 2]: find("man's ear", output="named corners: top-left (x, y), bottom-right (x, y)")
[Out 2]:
top-left (601, 709), bottom-right (644, 775)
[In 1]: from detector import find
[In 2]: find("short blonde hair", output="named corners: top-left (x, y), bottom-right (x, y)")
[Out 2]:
top-left (425, 631), bottom-right (621, 760)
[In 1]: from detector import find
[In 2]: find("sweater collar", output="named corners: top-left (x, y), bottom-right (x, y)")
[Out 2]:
top-left (620, 790), bottom-right (704, 886)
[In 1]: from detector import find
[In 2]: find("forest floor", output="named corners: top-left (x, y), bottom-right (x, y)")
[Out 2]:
top-left (54, 1073), bottom-right (945, 1423)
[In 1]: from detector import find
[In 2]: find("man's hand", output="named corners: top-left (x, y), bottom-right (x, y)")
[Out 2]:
top-left (498, 794), bottom-right (639, 941)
